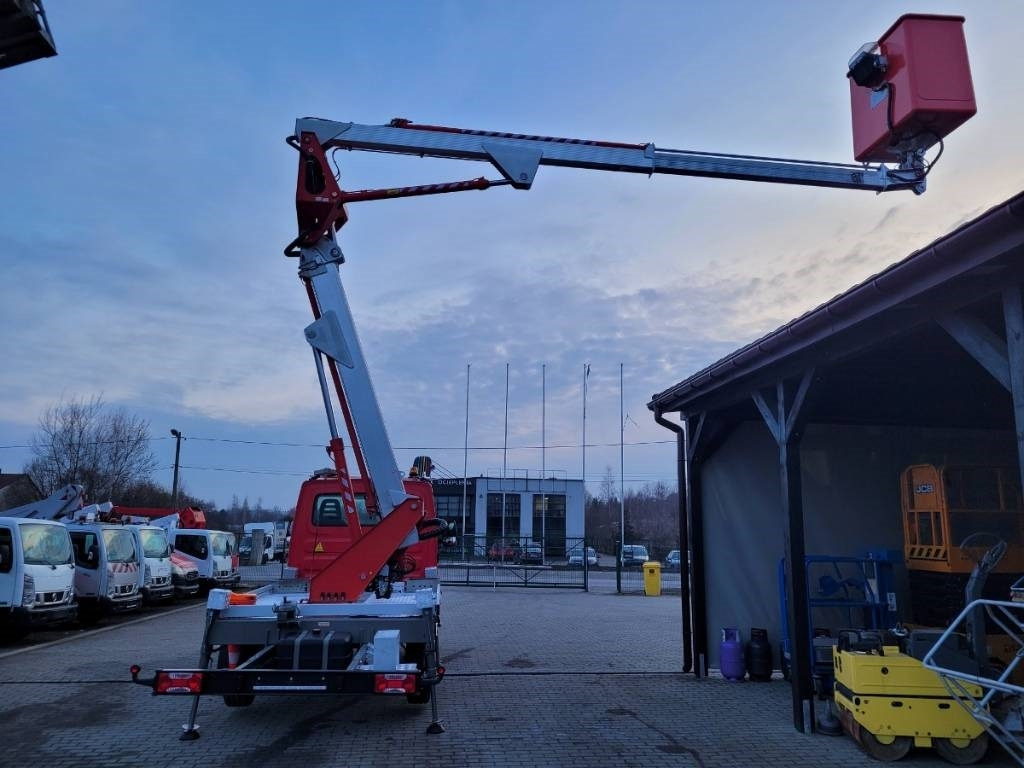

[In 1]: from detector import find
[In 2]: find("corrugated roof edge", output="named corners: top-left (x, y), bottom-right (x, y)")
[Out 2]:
top-left (648, 189), bottom-right (1024, 413)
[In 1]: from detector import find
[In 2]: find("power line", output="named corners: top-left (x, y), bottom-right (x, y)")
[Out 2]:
top-left (1, 436), bottom-right (675, 451)
top-left (165, 463), bottom-right (676, 484)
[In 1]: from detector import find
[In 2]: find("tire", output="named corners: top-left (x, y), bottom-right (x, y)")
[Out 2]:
top-left (0, 625), bottom-right (30, 643)
top-left (261, 554), bottom-right (268, 565)
top-left (406, 686), bottom-right (431, 705)
top-left (932, 734), bottom-right (989, 765)
top-left (77, 605), bottom-right (103, 627)
top-left (858, 730), bottom-right (911, 762)
top-left (223, 694), bottom-right (255, 708)
top-left (402, 641), bottom-right (434, 704)
top-left (217, 646), bottom-right (255, 708)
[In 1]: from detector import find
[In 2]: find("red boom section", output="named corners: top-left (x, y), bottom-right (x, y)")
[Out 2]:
top-left (289, 475), bottom-right (439, 603)
top-left (291, 131), bottom-right (500, 252)
top-left (110, 506), bottom-right (207, 528)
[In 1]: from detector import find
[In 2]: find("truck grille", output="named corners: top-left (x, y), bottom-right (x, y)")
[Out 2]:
top-left (36, 590), bottom-right (70, 606)
top-left (216, 569), bottom-right (231, 578)
top-left (150, 576), bottom-right (170, 587)
top-left (116, 584), bottom-right (136, 596)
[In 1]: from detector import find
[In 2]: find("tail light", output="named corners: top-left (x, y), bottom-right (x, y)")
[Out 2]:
top-left (374, 673), bottom-right (418, 694)
top-left (155, 671), bottom-right (204, 694)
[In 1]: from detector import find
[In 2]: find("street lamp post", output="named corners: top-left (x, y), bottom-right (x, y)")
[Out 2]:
top-left (170, 429), bottom-right (183, 511)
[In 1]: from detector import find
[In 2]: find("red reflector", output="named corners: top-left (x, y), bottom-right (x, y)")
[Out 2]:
top-left (156, 671), bottom-right (203, 694)
top-left (374, 673), bottom-right (417, 694)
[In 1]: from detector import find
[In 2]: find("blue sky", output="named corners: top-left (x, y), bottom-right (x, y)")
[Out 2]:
top-left (2, 1), bottom-right (1023, 511)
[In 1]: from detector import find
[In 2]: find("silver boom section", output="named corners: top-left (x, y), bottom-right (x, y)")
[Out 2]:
top-left (295, 118), bottom-right (925, 194)
top-left (298, 235), bottom-right (416, 547)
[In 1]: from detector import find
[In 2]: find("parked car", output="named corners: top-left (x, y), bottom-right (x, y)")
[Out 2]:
top-left (620, 544), bottom-right (650, 568)
top-left (665, 549), bottom-right (682, 571)
top-left (568, 546), bottom-right (599, 568)
top-left (518, 542), bottom-right (543, 564)
top-left (487, 538), bottom-right (519, 561)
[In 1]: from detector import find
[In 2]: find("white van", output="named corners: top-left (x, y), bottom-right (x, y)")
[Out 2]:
top-left (128, 524), bottom-right (174, 603)
top-left (0, 517), bottom-right (77, 639)
top-left (168, 529), bottom-right (239, 592)
top-left (66, 521), bottom-right (143, 621)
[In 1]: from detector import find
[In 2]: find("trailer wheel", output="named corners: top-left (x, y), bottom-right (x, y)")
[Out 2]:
top-left (406, 686), bottom-right (431, 705)
top-left (932, 734), bottom-right (989, 765)
top-left (402, 642), bottom-right (434, 704)
top-left (217, 646), bottom-right (255, 708)
top-left (223, 694), bottom-right (255, 708)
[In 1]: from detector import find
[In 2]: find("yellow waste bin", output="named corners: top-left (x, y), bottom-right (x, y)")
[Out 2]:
top-left (643, 561), bottom-right (661, 596)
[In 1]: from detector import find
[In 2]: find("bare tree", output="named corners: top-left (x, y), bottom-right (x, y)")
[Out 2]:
top-left (598, 465), bottom-right (617, 504)
top-left (26, 396), bottom-right (158, 501)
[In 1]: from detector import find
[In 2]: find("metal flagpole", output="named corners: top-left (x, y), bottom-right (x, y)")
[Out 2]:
top-left (541, 363), bottom-right (546, 562)
top-left (462, 363), bottom-right (470, 560)
top-left (582, 363), bottom-right (589, 493)
top-left (620, 362), bottom-right (625, 546)
top-left (502, 362), bottom-right (509, 554)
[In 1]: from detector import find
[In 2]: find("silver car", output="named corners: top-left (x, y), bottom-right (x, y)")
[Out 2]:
top-left (568, 546), bottom-right (598, 567)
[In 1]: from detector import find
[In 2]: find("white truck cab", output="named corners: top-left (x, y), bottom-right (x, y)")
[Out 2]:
top-left (129, 525), bottom-right (174, 603)
top-left (66, 521), bottom-right (143, 620)
top-left (168, 529), bottom-right (239, 593)
top-left (0, 517), bottom-right (77, 639)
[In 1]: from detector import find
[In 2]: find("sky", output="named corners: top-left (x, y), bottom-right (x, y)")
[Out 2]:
top-left (2, 1), bottom-right (1023, 511)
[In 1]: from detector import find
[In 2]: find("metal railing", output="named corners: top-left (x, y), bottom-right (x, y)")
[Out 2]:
top-left (439, 536), bottom-right (589, 589)
top-left (921, 599), bottom-right (1024, 764)
top-left (235, 538), bottom-right (686, 595)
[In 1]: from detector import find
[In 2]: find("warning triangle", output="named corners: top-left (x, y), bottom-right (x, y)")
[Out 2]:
top-left (314, 542), bottom-right (325, 553)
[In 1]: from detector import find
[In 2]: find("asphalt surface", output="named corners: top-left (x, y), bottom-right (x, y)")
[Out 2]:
top-left (0, 586), bottom-right (1016, 768)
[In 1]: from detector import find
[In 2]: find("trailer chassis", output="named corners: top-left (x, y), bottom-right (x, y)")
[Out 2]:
top-left (131, 583), bottom-right (445, 738)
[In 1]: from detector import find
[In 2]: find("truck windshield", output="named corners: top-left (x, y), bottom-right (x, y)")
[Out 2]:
top-left (103, 528), bottom-right (137, 563)
top-left (210, 531), bottom-right (234, 557)
top-left (139, 528), bottom-right (170, 559)
top-left (20, 523), bottom-right (73, 566)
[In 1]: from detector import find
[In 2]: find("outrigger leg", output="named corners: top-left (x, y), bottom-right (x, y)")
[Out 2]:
top-left (181, 607), bottom-right (218, 740)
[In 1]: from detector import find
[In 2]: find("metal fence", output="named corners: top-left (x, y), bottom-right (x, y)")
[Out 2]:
top-left (236, 538), bottom-right (685, 595)
top-left (438, 536), bottom-right (590, 589)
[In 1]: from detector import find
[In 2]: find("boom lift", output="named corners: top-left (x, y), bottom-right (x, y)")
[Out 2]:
top-left (131, 14), bottom-right (976, 738)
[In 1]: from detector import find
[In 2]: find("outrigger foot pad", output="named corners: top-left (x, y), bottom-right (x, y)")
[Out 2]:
top-left (180, 726), bottom-right (201, 741)
top-left (427, 721), bottom-right (445, 734)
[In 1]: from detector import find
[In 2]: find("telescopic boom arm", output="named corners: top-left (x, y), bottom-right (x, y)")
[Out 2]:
top-left (288, 116), bottom-right (929, 253)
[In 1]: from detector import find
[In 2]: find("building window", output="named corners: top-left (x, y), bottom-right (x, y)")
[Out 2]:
top-left (435, 494), bottom-right (474, 537)
top-left (533, 494), bottom-right (566, 555)
top-left (486, 493), bottom-right (520, 539)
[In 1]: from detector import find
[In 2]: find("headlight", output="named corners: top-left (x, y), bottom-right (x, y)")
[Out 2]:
top-left (108, 582), bottom-right (117, 597)
top-left (21, 574), bottom-right (35, 608)
top-left (144, 564), bottom-right (153, 585)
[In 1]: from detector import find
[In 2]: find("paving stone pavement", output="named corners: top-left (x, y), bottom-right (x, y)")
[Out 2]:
top-left (0, 586), bottom-right (1015, 768)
